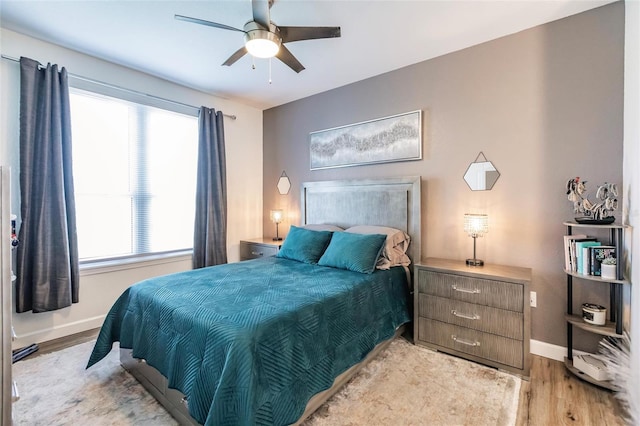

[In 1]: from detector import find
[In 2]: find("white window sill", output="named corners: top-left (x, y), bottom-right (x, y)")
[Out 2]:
top-left (79, 250), bottom-right (193, 276)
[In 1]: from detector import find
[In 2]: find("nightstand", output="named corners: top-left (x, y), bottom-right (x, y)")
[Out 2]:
top-left (239, 238), bottom-right (282, 261)
top-left (414, 258), bottom-right (531, 378)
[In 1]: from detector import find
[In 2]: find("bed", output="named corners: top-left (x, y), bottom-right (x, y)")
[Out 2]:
top-left (87, 177), bottom-right (421, 425)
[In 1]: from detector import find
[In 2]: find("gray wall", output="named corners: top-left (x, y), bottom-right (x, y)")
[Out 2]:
top-left (263, 2), bottom-right (624, 350)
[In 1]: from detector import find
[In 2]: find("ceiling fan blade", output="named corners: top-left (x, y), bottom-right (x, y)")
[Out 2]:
top-left (276, 45), bottom-right (305, 73)
top-left (222, 46), bottom-right (249, 66)
top-left (175, 14), bottom-right (245, 33)
top-left (251, 0), bottom-right (271, 29)
top-left (279, 26), bottom-right (341, 43)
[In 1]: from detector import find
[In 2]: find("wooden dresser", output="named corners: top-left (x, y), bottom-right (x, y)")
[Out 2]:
top-left (414, 258), bottom-right (531, 377)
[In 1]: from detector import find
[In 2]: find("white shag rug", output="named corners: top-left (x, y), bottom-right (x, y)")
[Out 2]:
top-left (303, 338), bottom-right (521, 426)
top-left (12, 338), bottom-right (520, 426)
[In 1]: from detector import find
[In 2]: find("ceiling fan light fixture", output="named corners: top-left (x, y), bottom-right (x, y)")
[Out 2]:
top-left (177, 5), bottom-right (340, 73)
top-left (245, 29), bottom-right (281, 58)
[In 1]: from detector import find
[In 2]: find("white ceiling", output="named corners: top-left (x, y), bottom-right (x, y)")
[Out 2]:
top-left (0, 0), bottom-right (615, 110)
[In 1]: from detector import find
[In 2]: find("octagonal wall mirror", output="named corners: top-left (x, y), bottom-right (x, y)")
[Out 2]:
top-left (277, 171), bottom-right (291, 195)
top-left (464, 152), bottom-right (500, 191)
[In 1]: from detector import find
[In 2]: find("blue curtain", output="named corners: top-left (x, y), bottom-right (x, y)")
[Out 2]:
top-left (193, 107), bottom-right (227, 269)
top-left (16, 57), bottom-right (79, 313)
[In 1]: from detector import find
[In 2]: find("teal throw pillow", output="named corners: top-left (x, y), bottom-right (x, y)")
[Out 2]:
top-left (276, 225), bottom-right (333, 264)
top-left (318, 231), bottom-right (387, 274)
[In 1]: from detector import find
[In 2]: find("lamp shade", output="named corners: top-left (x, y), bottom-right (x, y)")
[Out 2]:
top-left (464, 214), bottom-right (488, 237)
top-left (270, 209), bottom-right (284, 224)
top-left (245, 30), bottom-right (281, 58)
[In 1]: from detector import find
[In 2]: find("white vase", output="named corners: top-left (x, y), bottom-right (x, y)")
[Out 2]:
top-left (601, 264), bottom-right (617, 280)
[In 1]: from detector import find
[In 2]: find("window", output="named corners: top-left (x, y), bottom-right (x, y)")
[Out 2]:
top-left (69, 88), bottom-right (198, 262)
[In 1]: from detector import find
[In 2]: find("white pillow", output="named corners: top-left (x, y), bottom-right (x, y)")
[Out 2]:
top-left (301, 224), bottom-right (344, 232)
top-left (344, 225), bottom-right (411, 270)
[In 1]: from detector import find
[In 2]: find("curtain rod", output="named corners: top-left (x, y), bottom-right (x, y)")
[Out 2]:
top-left (1, 54), bottom-right (237, 120)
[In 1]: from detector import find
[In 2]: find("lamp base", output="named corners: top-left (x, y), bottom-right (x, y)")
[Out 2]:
top-left (466, 258), bottom-right (484, 267)
top-left (272, 237), bottom-right (283, 241)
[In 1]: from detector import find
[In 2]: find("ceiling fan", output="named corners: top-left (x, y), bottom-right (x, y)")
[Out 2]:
top-left (175, 0), bottom-right (341, 73)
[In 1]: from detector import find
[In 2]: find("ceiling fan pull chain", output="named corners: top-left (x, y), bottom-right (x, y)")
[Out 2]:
top-left (252, 56), bottom-right (256, 70)
top-left (269, 58), bottom-right (272, 84)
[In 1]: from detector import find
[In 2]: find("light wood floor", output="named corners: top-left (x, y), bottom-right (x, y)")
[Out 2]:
top-left (516, 354), bottom-right (625, 425)
top-left (21, 327), bottom-right (99, 358)
top-left (19, 331), bottom-right (627, 425)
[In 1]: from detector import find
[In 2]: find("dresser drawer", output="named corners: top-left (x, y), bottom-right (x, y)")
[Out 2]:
top-left (417, 269), bottom-right (523, 312)
top-left (240, 242), bottom-right (279, 260)
top-left (418, 318), bottom-right (523, 369)
top-left (419, 294), bottom-right (523, 340)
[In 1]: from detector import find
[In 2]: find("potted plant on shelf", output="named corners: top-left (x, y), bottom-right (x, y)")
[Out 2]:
top-left (566, 177), bottom-right (618, 224)
top-left (601, 256), bottom-right (617, 280)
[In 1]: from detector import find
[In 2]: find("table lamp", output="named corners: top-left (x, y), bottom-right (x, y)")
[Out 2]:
top-left (464, 213), bottom-right (488, 266)
top-left (270, 209), bottom-right (284, 241)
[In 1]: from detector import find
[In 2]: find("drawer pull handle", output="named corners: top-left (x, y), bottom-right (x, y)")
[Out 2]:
top-left (251, 251), bottom-right (264, 256)
top-left (451, 335), bottom-right (480, 347)
top-left (451, 310), bottom-right (480, 320)
top-left (451, 284), bottom-right (480, 294)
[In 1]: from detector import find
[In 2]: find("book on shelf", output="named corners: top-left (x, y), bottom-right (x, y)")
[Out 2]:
top-left (590, 246), bottom-right (616, 276)
top-left (563, 234), bottom-right (587, 271)
top-left (576, 240), bottom-right (601, 275)
top-left (568, 237), bottom-right (597, 272)
top-left (571, 238), bottom-right (597, 272)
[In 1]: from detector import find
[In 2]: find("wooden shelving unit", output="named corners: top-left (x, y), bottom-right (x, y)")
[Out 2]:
top-left (563, 221), bottom-right (630, 391)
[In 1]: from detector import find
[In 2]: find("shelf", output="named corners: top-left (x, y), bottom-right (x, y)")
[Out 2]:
top-left (564, 219), bottom-right (627, 392)
top-left (563, 221), bottom-right (627, 230)
top-left (565, 314), bottom-right (623, 337)
top-left (564, 358), bottom-right (619, 391)
top-left (563, 269), bottom-right (630, 285)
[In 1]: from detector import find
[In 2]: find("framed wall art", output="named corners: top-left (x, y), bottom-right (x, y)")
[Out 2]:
top-left (309, 110), bottom-right (422, 170)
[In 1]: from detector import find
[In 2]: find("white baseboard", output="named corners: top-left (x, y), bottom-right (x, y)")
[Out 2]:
top-left (12, 315), bottom-right (105, 349)
top-left (530, 339), bottom-right (589, 361)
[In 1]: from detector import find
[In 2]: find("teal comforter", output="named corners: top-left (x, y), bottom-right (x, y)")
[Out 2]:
top-left (87, 256), bottom-right (410, 425)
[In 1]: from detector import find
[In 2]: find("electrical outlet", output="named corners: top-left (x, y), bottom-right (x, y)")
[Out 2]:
top-left (530, 291), bottom-right (537, 308)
